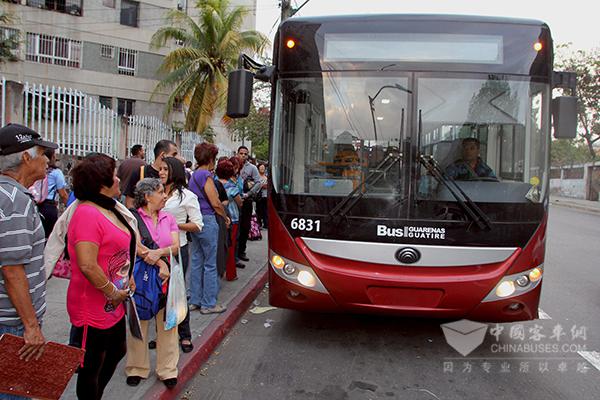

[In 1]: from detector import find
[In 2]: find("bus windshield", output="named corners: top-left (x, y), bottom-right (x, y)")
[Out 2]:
top-left (272, 74), bottom-right (411, 198)
top-left (272, 73), bottom-right (550, 217)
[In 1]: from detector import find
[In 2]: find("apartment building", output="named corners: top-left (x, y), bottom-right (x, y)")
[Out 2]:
top-left (0, 0), bottom-right (257, 124)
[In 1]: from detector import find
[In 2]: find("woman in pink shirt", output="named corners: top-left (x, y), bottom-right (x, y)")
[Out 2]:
top-left (125, 178), bottom-right (180, 389)
top-left (67, 154), bottom-right (137, 400)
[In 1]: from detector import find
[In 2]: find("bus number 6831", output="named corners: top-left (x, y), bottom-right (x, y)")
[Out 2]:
top-left (290, 218), bottom-right (321, 232)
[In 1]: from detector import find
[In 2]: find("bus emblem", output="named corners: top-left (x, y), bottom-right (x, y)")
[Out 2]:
top-left (395, 247), bottom-right (421, 264)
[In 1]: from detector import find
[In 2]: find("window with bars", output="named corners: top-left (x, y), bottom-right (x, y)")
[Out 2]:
top-left (25, 0), bottom-right (83, 16)
top-left (26, 33), bottom-right (81, 68)
top-left (118, 48), bottom-right (137, 75)
top-left (100, 44), bottom-right (114, 59)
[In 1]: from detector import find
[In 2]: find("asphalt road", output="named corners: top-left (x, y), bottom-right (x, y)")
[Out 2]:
top-left (181, 205), bottom-right (600, 400)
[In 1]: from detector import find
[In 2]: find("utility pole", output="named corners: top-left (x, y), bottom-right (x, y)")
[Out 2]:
top-left (280, 0), bottom-right (294, 21)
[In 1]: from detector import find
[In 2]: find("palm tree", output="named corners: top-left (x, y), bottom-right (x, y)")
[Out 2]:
top-left (151, 0), bottom-right (268, 134)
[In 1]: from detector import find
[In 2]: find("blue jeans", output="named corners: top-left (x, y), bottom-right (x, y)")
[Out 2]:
top-left (0, 324), bottom-right (29, 400)
top-left (189, 215), bottom-right (220, 308)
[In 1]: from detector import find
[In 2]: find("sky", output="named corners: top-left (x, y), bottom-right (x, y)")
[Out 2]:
top-left (255, 0), bottom-right (600, 52)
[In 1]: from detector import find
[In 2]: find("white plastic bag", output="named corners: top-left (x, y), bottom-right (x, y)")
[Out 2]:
top-left (165, 248), bottom-right (187, 330)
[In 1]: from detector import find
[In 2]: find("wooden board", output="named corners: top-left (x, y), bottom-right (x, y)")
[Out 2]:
top-left (0, 333), bottom-right (84, 400)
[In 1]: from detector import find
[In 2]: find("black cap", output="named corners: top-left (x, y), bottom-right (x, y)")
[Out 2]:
top-left (0, 123), bottom-right (58, 156)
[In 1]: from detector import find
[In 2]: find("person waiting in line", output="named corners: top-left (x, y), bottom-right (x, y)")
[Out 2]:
top-left (0, 124), bottom-right (57, 392)
top-left (66, 154), bottom-right (137, 400)
top-left (123, 140), bottom-right (179, 208)
top-left (236, 146), bottom-right (260, 263)
top-left (445, 137), bottom-right (497, 181)
top-left (117, 144), bottom-right (145, 197)
top-left (216, 159), bottom-right (244, 280)
top-left (37, 148), bottom-right (69, 238)
top-left (125, 178), bottom-right (180, 389)
top-left (159, 157), bottom-right (203, 353)
top-left (184, 160), bottom-right (193, 182)
top-left (256, 163), bottom-right (268, 229)
top-left (188, 143), bottom-right (230, 314)
top-left (213, 156), bottom-right (231, 278)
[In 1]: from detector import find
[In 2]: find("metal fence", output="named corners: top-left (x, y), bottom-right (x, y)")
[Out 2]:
top-left (127, 115), bottom-right (176, 163)
top-left (180, 130), bottom-right (200, 165)
top-left (1, 76), bottom-right (203, 162)
top-left (23, 81), bottom-right (121, 157)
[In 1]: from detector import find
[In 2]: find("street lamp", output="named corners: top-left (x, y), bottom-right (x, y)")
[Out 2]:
top-left (368, 83), bottom-right (412, 142)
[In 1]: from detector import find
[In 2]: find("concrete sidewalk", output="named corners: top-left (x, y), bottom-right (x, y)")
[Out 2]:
top-left (550, 195), bottom-right (600, 215)
top-left (45, 232), bottom-right (269, 400)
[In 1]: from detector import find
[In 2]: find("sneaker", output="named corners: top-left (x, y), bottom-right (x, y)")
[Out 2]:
top-left (199, 305), bottom-right (227, 314)
top-left (188, 304), bottom-right (200, 311)
top-left (236, 262), bottom-right (246, 269)
top-left (238, 253), bottom-right (249, 261)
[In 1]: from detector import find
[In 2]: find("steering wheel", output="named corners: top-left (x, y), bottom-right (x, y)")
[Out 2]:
top-left (435, 205), bottom-right (469, 221)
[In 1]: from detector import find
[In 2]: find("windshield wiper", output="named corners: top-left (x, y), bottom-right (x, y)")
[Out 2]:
top-left (326, 153), bottom-right (402, 222)
top-left (419, 154), bottom-right (492, 231)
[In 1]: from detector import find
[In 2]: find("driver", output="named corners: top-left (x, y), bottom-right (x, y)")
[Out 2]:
top-left (445, 138), bottom-right (496, 180)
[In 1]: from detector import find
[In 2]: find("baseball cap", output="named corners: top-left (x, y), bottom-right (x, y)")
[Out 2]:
top-left (0, 123), bottom-right (58, 156)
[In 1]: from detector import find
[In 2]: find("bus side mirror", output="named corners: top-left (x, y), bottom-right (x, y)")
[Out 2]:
top-left (226, 69), bottom-right (254, 118)
top-left (552, 96), bottom-right (577, 139)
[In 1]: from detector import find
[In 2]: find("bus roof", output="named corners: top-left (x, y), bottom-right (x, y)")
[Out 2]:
top-left (282, 14), bottom-right (548, 28)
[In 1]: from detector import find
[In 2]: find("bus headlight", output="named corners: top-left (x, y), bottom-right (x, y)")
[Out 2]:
top-left (272, 255), bottom-right (285, 269)
top-left (269, 251), bottom-right (329, 294)
top-left (283, 264), bottom-right (296, 275)
top-left (515, 275), bottom-right (530, 287)
top-left (529, 267), bottom-right (542, 282)
top-left (482, 265), bottom-right (544, 302)
top-left (496, 281), bottom-right (516, 298)
top-left (297, 270), bottom-right (316, 287)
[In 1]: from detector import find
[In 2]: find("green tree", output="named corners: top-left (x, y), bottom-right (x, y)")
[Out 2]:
top-left (231, 104), bottom-right (270, 160)
top-left (551, 139), bottom-right (593, 167)
top-left (0, 7), bottom-right (19, 64)
top-left (151, 0), bottom-right (268, 133)
top-left (201, 125), bottom-right (216, 143)
top-left (556, 46), bottom-right (600, 159)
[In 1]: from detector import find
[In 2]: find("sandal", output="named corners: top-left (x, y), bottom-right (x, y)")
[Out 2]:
top-left (180, 340), bottom-right (194, 353)
top-left (199, 304), bottom-right (227, 314)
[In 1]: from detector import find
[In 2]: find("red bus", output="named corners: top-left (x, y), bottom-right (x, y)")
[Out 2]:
top-left (228, 14), bottom-right (577, 322)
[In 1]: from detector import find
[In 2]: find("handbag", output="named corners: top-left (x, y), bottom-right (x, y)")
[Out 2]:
top-left (130, 209), bottom-right (166, 321)
top-left (51, 235), bottom-right (71, 280)
top-left (164, 248), bottom-right (187, 330)
top-left (52, 254), bottom-right (72, 279)
top-left (249, 214), bottom-right (262, 241)
top-left (126, 293), bottom-right (143, 340)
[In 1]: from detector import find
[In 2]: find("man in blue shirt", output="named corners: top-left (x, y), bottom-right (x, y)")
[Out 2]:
top-left (445, 138), bottom-right (496, 181)
top-left (38, 149), bottom-right (68, 238)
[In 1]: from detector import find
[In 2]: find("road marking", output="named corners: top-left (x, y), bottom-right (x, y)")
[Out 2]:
top-left (578, 351), bottom-right (600, 372)
top-left (538, 308), bottom-right (551, 319)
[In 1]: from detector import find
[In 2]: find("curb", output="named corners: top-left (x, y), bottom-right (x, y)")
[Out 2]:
top-left (550, 200), bottom-right (600, 215)
top-left (142, 265), bottom-right (269, 400)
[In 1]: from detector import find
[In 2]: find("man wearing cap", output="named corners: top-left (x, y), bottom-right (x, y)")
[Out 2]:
top-left (0, 123), bottom-right (57, 368)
